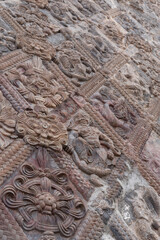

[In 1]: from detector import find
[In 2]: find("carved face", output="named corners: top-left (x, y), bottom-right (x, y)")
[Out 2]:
top-left (16, 111), bottom-right (68, 151)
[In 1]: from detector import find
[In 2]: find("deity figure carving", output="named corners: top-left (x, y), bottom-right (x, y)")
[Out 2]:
top-left (0, 91), bottom-right (17, 149)
top-left (91, 86), bottom-right (137, 138)
top-left (16, 109), bottom-right (68, 151)
top-left (5, 56), bottom-right (68, 110)
top-left (127, 186), bottom-right (160, 240)
top-left (67, 110), bottom-right (121, 177)
top-left (56, 41), bottom-right (95, 87)
top-left (1, 148), bottom-right (86, 237)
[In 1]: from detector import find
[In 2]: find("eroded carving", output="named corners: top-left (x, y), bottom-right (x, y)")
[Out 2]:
top-left (141, 131), bottom-right (160, 179)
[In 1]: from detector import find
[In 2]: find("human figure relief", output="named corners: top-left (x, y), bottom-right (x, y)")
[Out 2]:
top-left (91, 86), bottom-right (137, 137)
top-left (5, 56), bottom-right (68, 110)
top-left (56, 41), bottom-right (95, 87)
top-left (67, 110), bottom-right (121, 178)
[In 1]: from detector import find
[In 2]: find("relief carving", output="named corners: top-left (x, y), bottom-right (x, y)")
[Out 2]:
top-left (0, 27), bottom-right (16, 56)
top-left (70, 0), bottom-right (100, 17)
top-left (39, 231), bottom-right (55, 240)
top-left (132, 51), bottom-right (160, 98)
top-left (1, 148), bottom-right (86, 237)
top-left (25, 0), bottom-right (48, 8)
top-left (141, 131), bottom-right (160, 179)
top-left (5, 56), bottom-right (68, 111)
top-left (75, 31), bottom-right (115, 65)
top-left (49, 1), bottom-right (84, 24)
top-left (0, 1), bottom-right (159, 240)
top-left (56, 41), bottom-right (95, 87)
top-left (116, 64), bottom-right (151, 108)
top-left (98, 21), bottom-right (125, 46)
top-left (125, 186), bottom-right (160, 240)
top-left (125, 34), bottom-right (152, 52)
top-left (9, 3), bottom-right (58, 37)
top-left (16, 110), bottom-right (68, 151)
top-left (16, 34), bottom-right (55, 60)
top-left (90, 85), bottom-right (137, 139)
top-left (93, 0), bottom-right (110, 11)
top-left (0, 90), bottom-right (17, 150)
top-left (67, 110), bottom-right (121, 178)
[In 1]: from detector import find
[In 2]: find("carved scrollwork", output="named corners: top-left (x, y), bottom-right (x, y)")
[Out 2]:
top-left (1, 148), bottom-right (86, 237)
